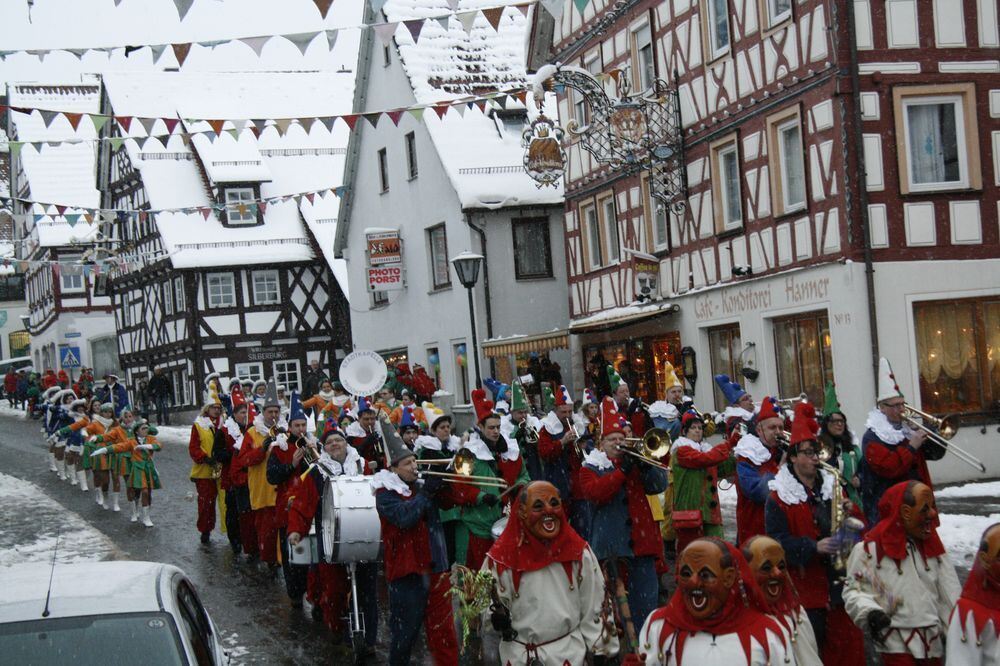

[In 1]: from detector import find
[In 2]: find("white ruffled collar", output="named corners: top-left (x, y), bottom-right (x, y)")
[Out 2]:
top-left (734, 433), bottom-right (775, 465)
top-left (413, 434), bottom-right (461, 453)
top-left (583, 448), bottom-right (614, 470)
top-left (648, 400), bottom-right (678, 419)
top-left (465, 431), bottom-right (520, 462)
top-left (672, 436), bottom-right (713, 454)
top-left (768, 465), bottom-right (835, 504)
top-left (330, 394), bottom-right (350, 407)
top-left (253, 414), bottom-right (287, 436)
top-left (344, 421), bottom-right (368, 438)
top-left (370, 469), bottom-right (411, 497)
top-left (194, 415), bottom-right (216, 430)
top-left (540, 411), bottom-right (564, 435)
top-left (865, 409), bottom-right (911, 445)
top-left (723, 405), bottom-right (755, 422)
top-left (315, 446), bottom-right (363, 478)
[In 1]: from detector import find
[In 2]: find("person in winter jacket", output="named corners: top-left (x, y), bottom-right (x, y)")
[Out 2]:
top-left (95, 373), bottom-right (130, 417)
top-left (148, 367), bottom-right (174, 425)
top-left (733, 396), bottom-right (786, 546)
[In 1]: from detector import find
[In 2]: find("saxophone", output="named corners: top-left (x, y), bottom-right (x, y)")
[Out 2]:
top-left (818, 443), bottom-right (865, 573)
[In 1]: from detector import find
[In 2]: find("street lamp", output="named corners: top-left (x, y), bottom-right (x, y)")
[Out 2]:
top-left (451, 251), bottom-right (484, 390)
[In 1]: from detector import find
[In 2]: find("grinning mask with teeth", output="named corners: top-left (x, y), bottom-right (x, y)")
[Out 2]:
top-left (518, 481), bottom-right (564, 541)
top-left (899, 482), bottom-right (939, 542)
top-left (677, 540), bottom-right (737, 620)
top-left (978, 524), bottom-right (1000, 589)
top-left (746, 536), bottom-right (788, 606)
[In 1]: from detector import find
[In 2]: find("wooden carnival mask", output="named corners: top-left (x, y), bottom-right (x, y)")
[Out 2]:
top-left (746, 536), bottom-right (788, 605)
top-left (678, 540), bottom-right (737, 620)
top-left (978, 524), bottom-right (1000, 589)
top-left (899, 482), bottom-right (938, 541)
top-left (518, 481), bottom-right (564, 541)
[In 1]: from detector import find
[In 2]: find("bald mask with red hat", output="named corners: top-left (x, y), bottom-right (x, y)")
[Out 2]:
top-left (755, 396), bottom-right (786, 448)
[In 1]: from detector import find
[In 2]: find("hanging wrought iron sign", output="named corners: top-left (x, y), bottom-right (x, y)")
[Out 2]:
top-left (522, 115), bottom-right (566, 188)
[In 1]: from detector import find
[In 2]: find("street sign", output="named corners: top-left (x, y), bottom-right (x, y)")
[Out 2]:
top-left (64, 331), bottom-right (82, 338)
top-left (60, 346), bottom-right (81, 368)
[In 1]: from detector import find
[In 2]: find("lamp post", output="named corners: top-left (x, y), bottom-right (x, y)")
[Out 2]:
top-left (451, 251), bottom-right (484, 390)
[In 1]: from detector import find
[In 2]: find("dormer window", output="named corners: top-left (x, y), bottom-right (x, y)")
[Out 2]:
top-left (492, 109), bottom-right (528, 139)
top-left (223, 186), bottom-right (259, 226)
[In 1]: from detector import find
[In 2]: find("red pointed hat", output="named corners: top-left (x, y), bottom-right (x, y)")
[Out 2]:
top-left (600, 397), bottom-right (624, 438)
top-left (681, 410), bottom-right (703, 430)
top-left (757, 396), bottom-right (783, 422)
top-left (789, 400), bottom-right (819, 446)
top-left (472, 388), bottom-right (495, 423)
top-left (553, 384), bottom-right (572, 407)
top-left (230, 384), bottom-right (248, 409)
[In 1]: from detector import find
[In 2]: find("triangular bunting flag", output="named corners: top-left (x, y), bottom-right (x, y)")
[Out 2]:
top-left (482, 7), bottom-right (505, 31)
top-left (8, 142), bottom-right (21, 161)
top-left (174, 0), bottom-right (195, 20)
top-left (163, 117), bottom-right (181, 134)
top-left (313, 0), bottom-right (334, 18)
top-left (252, 118), bottom-right (269, 135)
top-left (208, 119), bottom-right (226, 135)
top-left (408, 107), bottom-right (424, 121)
top-left (320, 116), bottom-right (337, 132)
top-left (433, 104), bottom-right (449, 119)
top-left (334, 186), bottom-right (347, 198)
top-left (139, 117), bottom-right (158, 136)
top-left (325, 30), bottom-right (339, 50)
top-left (540, 0), bottom-right (564, 20)
top-left (258, 201), bottom-right (268, 215)
top-left (373, 22), bottom-right (398, 46)
top-left (446, 0), bottom-right (460, 10)
top-left (200, 208), bottom-right (212, 220)
top-left (386, 110), bottom-right (404, 126)
top-left (150, 44), bottom-right (168, 64)
top-left (172, 43), bottom-right (192, 67)
top-left (573, 0), bottom-right (589, 14)
top-left (240, 36), bottom-right (271, 57)
top-left (342, 114), bottom-right (359, 130)
top-left (274, 118), bottom-right (294, 136)
top-left (39, 110), bottom-right (59, 128)
top-left (300, 117), bottom-right (317, 133)
top-left (517, 3), bottom-right (530, 16)
top-left (305, 193), bottom-right (316, 205)
top-left (55, 205), bottom-right (67, 216)
top-left (65, 214), bottom-right (80, 227)
top-left (65, 113), bottom-right (83, 130)
top-left (405, 19), bottom-right (424, 43)
top-left (90, 115), bottom-right (109, 133)
top-left (435, 16), bottom-right (449, 30)
top-left (363, 113), bottom-right (381, 129)
top-left (109, 137), bottom-right (125, 152)
top-left (225, 128), bottom-right (239, 140)
top-left (514, 90), bottom-right (528, 105)
top-left (28, 50), bottom-right (49, 62)
top-left (459, 11), bottom-right (477, 33)
top-left (284, 31), bottom-right (320, 55)
top-left (67, 48), bottom-right (89, 59)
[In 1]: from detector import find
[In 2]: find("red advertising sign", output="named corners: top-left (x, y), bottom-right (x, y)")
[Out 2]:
top-left (367, 265), bottom-right (404, 291)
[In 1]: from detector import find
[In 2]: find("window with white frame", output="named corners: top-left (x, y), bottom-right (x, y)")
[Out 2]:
top-left (763, 0), bottom-right (792, 28)
top-left (405, 132), bottom-right (418, 179)
top-left (632, 23), bottom-right (655, 91)
top-left (206, 273), bottom-right (236, 309)
top-left (572, 91), bottom-right (587, 127)
top-left (600, 196), bottom-right (621, 263)
top-left (273, 359), bottom-right (301, 393)
top-left (582, 203), bottom-right (603, 270)
top-left (377, 148), bottom-right (389, 192)
top-left (252, 270), bottom-right (280, 305)
top-left (644, 176), bottom-right (670, 251)
top-left (711, 137), bottom-right (743, 231)
top-left (224, 187), bottom-right (256, 225)
top-left (428, 224), bottom-right (451, 289)
top-left (705, 0), bottom-right (731, 58)
top-left (163, 280), bottom-right (173, 315)
top-left (767, 109), bottom-right (807, 216)
top-left (59, 259), bottom-right (84, 293)
top-left (174, 276), bottom-right (185, 311)
top-left (235, 362), bottom-right (264, 383)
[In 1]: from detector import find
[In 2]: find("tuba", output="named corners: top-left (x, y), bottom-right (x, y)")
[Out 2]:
top-left (338, 350), bottom-right (389, 397)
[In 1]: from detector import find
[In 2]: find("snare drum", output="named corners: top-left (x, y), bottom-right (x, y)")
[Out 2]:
top-left (321, 477), bottom-right (381, 563)
top-left (289, 529), bottom-right (319, 565)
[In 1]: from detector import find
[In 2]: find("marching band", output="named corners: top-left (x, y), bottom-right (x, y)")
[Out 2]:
top-left (30, 349), bottom-right (994, 666)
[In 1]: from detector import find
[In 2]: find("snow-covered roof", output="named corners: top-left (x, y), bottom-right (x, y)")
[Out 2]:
top-left (101, 71), bottom-right (353, 275)
top-left (382, 0), bottom-right (563, 209)
top-left (7, 80), bottom-right (102, 248)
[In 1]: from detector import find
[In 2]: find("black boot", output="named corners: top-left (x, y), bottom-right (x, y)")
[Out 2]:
top-left (200, 531), bottom-right (211, 544)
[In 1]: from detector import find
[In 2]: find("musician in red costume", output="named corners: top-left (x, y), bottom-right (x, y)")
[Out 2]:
top-left (631, 537), bottom-right (790, 665)
top-left (844, 480), bottom-right (960, 665)
top-left (947, 523), bottom-right (1000, 664)
top-left (484, 480), bottom-right (619, 665)
top-left (537, 383), bottom-right (586, 507)
top-left (217, 386), bottom-right (256, 559)
top-left (734, 396), bottom-right (785, 545)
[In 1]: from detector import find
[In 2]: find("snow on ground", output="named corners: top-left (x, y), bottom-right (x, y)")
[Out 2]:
top-left (0, 471), bottom-right (119, 566)
top-left (936, 480), bottom-right (1000, 499)
top-left (939, 512), bottom-right (1000, 569)
top-left (0, 403), bottom-right (29, 419)
top-left (155, 424), bottom-right (191, 446)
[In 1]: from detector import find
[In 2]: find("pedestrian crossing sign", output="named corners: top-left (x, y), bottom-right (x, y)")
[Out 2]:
top-left (60, 346), bottom-right (81, 368)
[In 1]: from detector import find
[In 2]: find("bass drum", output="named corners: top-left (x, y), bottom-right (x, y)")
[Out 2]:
top-left (321, 477), bottom-right (382, 563)
top-left (289, 528), bottom-right (319, 565)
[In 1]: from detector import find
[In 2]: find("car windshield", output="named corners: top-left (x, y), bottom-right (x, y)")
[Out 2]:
top-left (0, 612), bottom-right (187, 665)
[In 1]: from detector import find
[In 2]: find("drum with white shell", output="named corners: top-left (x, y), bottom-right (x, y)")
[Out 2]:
top-left (321, 476), bottom-right (381, 563)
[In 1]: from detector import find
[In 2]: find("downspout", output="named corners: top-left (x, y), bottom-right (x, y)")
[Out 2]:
top-left (843, 0), bottom-right (880, 390)
top-left (464, 212), bottom-right (496, 378)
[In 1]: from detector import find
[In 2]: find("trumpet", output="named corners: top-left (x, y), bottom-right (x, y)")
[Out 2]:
top-left (687, 406), bottom-right (718, 437)
top-left (774, 393), bottom-right (808, 408)
top-left (620, 428), bottom-right (672, 470)
top-left (521, 420), bottom-right (539, 445)
top-left (296, 437), bottom-right (319, 466)
top-left (902, 404), bottom-right (985, 473)
top-left (564, 418), bottom-right (588, 458)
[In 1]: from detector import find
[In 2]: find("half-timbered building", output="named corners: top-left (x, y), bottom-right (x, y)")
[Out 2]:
top-left (5, 79), bottom-right (120, 376)
top-left (97, 71), bottom-right (353, 407)
top-left (528, 0), bottom-right (999, 482)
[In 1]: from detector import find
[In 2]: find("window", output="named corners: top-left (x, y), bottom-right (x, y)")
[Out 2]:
top-left (773, 310), bottom-right (833, 406)
top-left (90, 336), bottom-right (121, 380)
top-left (705, 0), bottom-right (731, 58)
top-left (572, 91), bottom-right (587, 127)
top-left (206, 273), bottom-right (236, 309)
top-left (235, 362), bottom-right (264, 382)
top-left (495, 110), bottom-right (527, 138)
top-left (9, 330), bottom-right (30, 358)
top-left (174, 276), bottom-right (185, 311)
top-left (708, 324), bottom-right (742, 411)
top-left (582, 203), bottom-right (603, 270)
top-left (175, 582), bottom-right (216, 666)
top-left (162, 281), bottom-right (173, 315)
top-left (512, 218), bottom-right (553, 279)
top-left (914, 297), bottom-right (1000, 416)
top-left (894, 84), bottom-right (981, 194)
top-left (599, 196), bottom-right (621, 264)
top-left (711, 136), bottom-right (743, 231)
top-left (59, 256), bottom-right (84, 293)
top-left (404, 132), bottom-right (418, 179)
top-left (454, 341), bottom-right (470, 403)
top-left (383, 43), bottom-right (391, 66)
top-left (427, 224), bottom-right (451, 289)
top-left (372, 290), bottom-right (388, 306)
top-left (767, 109), bottom-right (807, 216)
top-left (273, 359), bottom-right (301, 393)
top-left (632, 23), bottom-right (655, 91)
top-left (642, 175), bottom-right (670, 252)
top-left (762, 0), bottom-right (792, 28)
top-left (377, 148), bottom-right (389, 192)
top-left (224, 187), bottom-right (257, 225)
top-left (252, 270), bottom-right (280, 305)
top-left (427, 346), bottom-right (442, 389)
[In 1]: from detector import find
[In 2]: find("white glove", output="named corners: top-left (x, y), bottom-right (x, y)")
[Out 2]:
top-left (136, 444), bottom-right (154, 451)
top-left (87, 435), bottom-right (98, 443)
top-left (270, 433), bottom-right (289, 451)
top-left (90, 447), bottom-right (108, 457)
top-left (46, 434), bottom-right (58, 444)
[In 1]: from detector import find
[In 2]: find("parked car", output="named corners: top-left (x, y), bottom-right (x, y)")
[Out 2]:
top-left (0, 561), bottom-right (229, 665)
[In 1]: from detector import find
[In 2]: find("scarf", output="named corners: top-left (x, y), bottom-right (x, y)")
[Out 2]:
top-left (93, 414), bottom-right (114, 429)
top-left (344, 421), bottom-right (369, 438)
top-left (952, 562), bottom-right (1000, 643)
top-left (865, 409), bottom-right (912, 445)
top-left (370, 469), bottom-right (411, 497)
top-left (648, 400), bottom-right (679, 420)
top-left (768, 465), bottom-right (835, 505)
top-left (583, 448), bottom-right (613, 471)
top-left (863, 481), bottom-right (945, 564)
top-left (316, 389), bottom-right (336, 402)
top-left (485, 495), bottom-right (588, 594)
top-left (315, 446), bottom-right (363, 478)
top-left (734, 433), bottom-right (775, 465)
top-left (645, 541), bottom-right (786, 665)
top-left (224, 416), bottom-right (245, 449)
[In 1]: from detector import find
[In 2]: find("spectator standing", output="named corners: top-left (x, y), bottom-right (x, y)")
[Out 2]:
top-left (148, 367), bottom-right (174, 425)
top-left (136, 378), bottom-right (151, 421)
top-left (302, 358), bottom-right (327, 402)
top-left (4, 369), bottom-right (18, 406)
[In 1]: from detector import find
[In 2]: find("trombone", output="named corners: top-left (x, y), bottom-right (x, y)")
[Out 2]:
top-left (564, 418), bottom-right (589, 458)
top-left (774, 393), bottom-right (808, 408)
top-left (620, 428), bottom-right (672, 470)
top-left (416, 449), bottom-right (507, 487)
top-left (419, 470), bottom-right (508, 488)
top-left (902, 404), bottom-right (985, 473)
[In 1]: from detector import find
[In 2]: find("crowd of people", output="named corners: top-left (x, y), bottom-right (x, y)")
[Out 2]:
top-left (26, 352), bottom-right (996, 665)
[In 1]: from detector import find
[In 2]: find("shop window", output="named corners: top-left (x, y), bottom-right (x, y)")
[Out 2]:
top-left (767, 108), bottom-right (806, 216)
top-left (453, 342), bottom-right (469, 403)
top-left (913, 297), bottom-right (1000, 416)
top-left (708, 323), bottom-right (742, 411)
top-left (584, 332), bottom-right (681, 403)
top-left (372, 290), bottom-right (388, 307)
top-left (381, 348), bottom-right (410, 370)
top-left (710, 134), bottom-right (743, 232)
top-left (90, 336), bottom-right (120, 379)
top-left (9, 330), bottom-right (30, 358)
top-left (599, 195), bottom-right (621, 264)
top-left (703, 0), bottom-right (731, 60)
top-left (893, 84), bottom-right (980, 194)
top-left (632, 22), bottom-right (655, 91)
top-left (512, 218), bottom-right (553, 279)
top-left (273, 359), bottom-right (301, 393)
top-left (427, 224), bottom-right (451, 289)
top-left (772, 311), bottom-right (833, 406)
top-left (427, 346), bottom-right (442, 390)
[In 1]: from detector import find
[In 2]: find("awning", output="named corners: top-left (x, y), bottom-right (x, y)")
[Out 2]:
top-left (568, 302), bottom-right (680, 335)
top-left (481, 329), bottom-right (569, 357)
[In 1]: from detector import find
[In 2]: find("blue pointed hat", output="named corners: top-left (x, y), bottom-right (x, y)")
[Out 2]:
top-left (714, 374), bottom-right (747, 405)
top-left (400, 404), bottom-right (416, 427)
top-left (356, 395), bottom-right (373, 414)
top-left (289, 391), bottom-right (306, 423)
top-left (483, 377), bottom-right (510, 402)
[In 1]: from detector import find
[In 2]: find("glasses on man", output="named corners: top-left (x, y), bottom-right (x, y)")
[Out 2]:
top-left (884, 401), bottom-right (905, 409)
top-left (796, 448), bottom-right (820, 458)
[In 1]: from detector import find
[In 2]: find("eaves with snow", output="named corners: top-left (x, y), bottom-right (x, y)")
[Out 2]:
top-left (100, 70), bottom-right (352, 296)
top-left (381, 0), bottom-right (563, 210)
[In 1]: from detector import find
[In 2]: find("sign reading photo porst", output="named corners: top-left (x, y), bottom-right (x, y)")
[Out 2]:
top-left (365, 229), bottom-right (405, 292)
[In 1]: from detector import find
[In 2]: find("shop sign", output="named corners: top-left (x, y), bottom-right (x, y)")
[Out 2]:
top-left (367, 266), bottom-right (404, 291)
top-left (365, 230), bottom-right (405, 292)
top-left (248, 346), bottom-right (287, 362)
top-left (631, 252), bottom-right (660, 302)
top-left (694, 274), bottom-right (832, 322)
